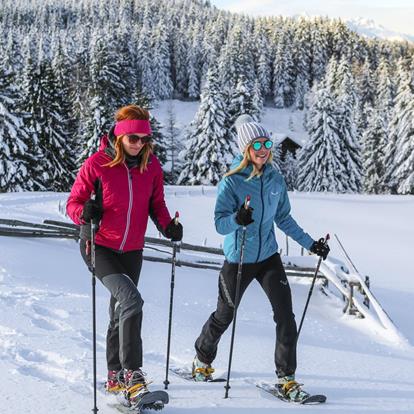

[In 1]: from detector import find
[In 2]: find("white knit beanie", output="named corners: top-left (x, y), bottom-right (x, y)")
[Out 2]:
top-left (235, 114), bottom-right (271, 154)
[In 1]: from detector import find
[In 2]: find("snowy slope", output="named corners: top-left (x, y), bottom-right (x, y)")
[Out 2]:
top-left (0, 191), bottom-right (413, 414)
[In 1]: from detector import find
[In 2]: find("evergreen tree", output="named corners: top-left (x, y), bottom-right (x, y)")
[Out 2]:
top-left (296, 86), bottom-right (349, 193)
top-left (280, 152), bottom-right (298, 191)
top-left (254, 21), bottom-right (272, 97)
top-left (388, 75), bottom-right (414, 194)
top-left (218, 23), bottom-right (255, 94)
top-left (163, 103), bottom-right (184, 183)
top-left (293, 19), bottom-right (312, 110)
top-left (375, 57), bottom-right (395, 126)
top-left (384, 66), bottom-right (412, 193)
top-left (228, 75), bottom-right (260, 124)
top-left (336, 57), bottom-right (363, 192)
top-left (22, 59), bottom-right (76, 191)
top-left (79, 32), bottom-right (126, 165)
top-left (310, 18), bottom-right (329, 82)
top-left (178, 67), bottom-right (231, 185)
top-left (272, 31), bottom-right (295, 108)
top-left (152, 18), bottom-right (174, 99)
top-left (0, 65), bottom-right (32, 192)
top-left (362, 107), bottom-right (387, 194)
top-left (172, 17), bottom-right (189, 97)
top-left (357, 59), bottom-right (376, 108)
top-left (137, 16), bottom-right (155, 100)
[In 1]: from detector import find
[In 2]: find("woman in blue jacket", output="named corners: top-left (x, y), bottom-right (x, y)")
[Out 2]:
top-left (192, 115), bottom-right (329, 402)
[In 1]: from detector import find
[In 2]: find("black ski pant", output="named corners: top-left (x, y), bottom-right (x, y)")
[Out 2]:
top-left (195, 252), bottom-right (297, 378)
top-left (80, 240), bottom-right (143, 371)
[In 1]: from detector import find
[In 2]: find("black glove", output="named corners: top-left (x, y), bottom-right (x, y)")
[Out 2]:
top-left (310, 238), bottom-right (330, 260)
top-left (235, 203), bottom-right (254, 226)
top-left (81, 199), bottom-right (103, 223)
top-left (165, 219), bottom-right (183, 242)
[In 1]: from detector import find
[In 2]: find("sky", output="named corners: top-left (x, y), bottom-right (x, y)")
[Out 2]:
top-left (210, 0), bottom-right (414, 36)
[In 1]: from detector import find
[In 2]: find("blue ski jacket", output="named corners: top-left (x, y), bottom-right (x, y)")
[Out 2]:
top-left (215, 155), bottom-right (314, 264)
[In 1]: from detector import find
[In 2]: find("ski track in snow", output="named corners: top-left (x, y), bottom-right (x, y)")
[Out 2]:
top-left (0, 192), bottom-right (413, 413)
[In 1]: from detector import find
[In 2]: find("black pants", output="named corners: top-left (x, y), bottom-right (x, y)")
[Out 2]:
top-left (195, 252), bottom-right (297, 378)
top-left (80, 240), bottom-right (143, 371)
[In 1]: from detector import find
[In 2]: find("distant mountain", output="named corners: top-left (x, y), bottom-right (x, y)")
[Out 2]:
top-left (346, 17), bottom-right (414, 43)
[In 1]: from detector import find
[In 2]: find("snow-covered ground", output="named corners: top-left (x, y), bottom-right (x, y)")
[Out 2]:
top-left (0, 190), bottom-right (413, 413)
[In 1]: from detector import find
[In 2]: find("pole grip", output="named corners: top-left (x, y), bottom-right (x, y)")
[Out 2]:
top-left (244, 195), bottom-right (251, 209)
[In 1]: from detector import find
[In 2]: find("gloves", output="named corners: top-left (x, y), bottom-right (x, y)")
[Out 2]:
top-left (235, 203), bottom-right (254, 226)
top-left (165, 218), bottom-right (183, 242)
top-left (310, 238), bottom-right (330, 260)
top-left (81, 199), bottom-right (103, 223)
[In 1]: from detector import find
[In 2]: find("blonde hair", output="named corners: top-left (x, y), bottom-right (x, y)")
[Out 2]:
top-left (103, 104), bottom-right (153, 173)
top-left (225, 144), bottom-right (273, 180)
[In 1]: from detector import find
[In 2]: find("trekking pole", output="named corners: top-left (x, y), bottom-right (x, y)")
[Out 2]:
top-left (164, 212), bottom-right (181, 390)
top-left (224, 195), bottom-right (250, 399)
top-left (297, 234), bottom-right (330, 339)
top-left (90, 179), bottom-right (102, 414)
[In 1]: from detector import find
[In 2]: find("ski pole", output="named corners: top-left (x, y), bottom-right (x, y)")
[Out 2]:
top-left (224, 195), bottom-right (250, 399)
top-left (297, 234), bottom-right (330, 339)
top-left (90, 178), bottom-right (102, 414)
top-left (164, 212), bottom-right (181, 390)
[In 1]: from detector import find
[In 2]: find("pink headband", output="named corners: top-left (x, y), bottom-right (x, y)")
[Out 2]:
top-left (114, 119), bottom-right (152, 136)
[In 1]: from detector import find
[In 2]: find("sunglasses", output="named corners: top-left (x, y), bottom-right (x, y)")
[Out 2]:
top-left (126, 134), bottom-right (151, 144)
top-left (252, 140), bottom-right (273, 151)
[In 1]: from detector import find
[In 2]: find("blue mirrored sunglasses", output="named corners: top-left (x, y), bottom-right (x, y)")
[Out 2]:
top-left (252, 140), bottom-right (273, 151)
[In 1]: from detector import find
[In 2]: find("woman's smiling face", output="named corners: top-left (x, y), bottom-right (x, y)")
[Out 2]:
top-left (248, 138), bottom-right (272, 169)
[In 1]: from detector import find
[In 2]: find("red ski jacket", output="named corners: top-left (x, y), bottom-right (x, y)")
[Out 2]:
top-left (66, 137), bottom-right (172, 252)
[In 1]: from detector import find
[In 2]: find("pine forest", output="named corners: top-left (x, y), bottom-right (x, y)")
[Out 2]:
top-left (0, 0), bottom-right (413, 193)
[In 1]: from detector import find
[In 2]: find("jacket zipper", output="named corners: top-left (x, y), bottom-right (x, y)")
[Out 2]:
top-left (119, 165), bottom-right (133, 251)
top-left (256, 175), bottom-right (264, 262)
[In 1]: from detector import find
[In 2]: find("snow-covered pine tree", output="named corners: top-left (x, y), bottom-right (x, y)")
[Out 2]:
top-left (253, 20), bottom-right (272, 98)
top-left (280, 152), bottom-right (298, 191)
top-left (387, 73), bottom-right (414, 194)
top-left (163, 103), bottom-right (183, 183)
top-left (187, 22), bottom-right (203, 100)
top-left (172, 16), bottom-right (189, 97)
top-left (22, 59), bottom-right (76, 191)
top-left (296, 85), bottom-right (348, 192)
top-left (310, 17), bottom-right (329, 82)
top-left (252, 79), bottom-right (264, 120)
top-left (375, 57), bottom-right (395, 126)
top-left (137, 15), bottom-right (155, 100)
top-left (78, 32), bottom-right (126, 165)
top-left (356, 59), bottom-right (376, 109)
top-left (0, 64), bottom-right (33, 192)
top-left (335, 57), bottom-right (363, 192)
top-left (273, 29), bottom-right (296, 108)
top-left (293, 19), bottom-right (312, 110)
top-left (362, 107), bottom-right (387, 194)
top-left (218, 22), bottom-right (255, 96)
top-left (152, 18), bottom-right (174, 100)
top-left (52, 39), bottom-right (77, 151)
top-left (178, 66), bottom-right (231, 185)
top-left (228, 75), bottom-right (260, 124)
top-left (383, 64), bottom-right (412, 193)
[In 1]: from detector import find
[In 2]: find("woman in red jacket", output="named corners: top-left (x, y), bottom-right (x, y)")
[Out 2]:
top-left (67, 104), bottom-right (182, 405)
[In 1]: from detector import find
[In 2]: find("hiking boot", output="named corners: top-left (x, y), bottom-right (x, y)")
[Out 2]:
top-left (277, 375), bottom-right (310, 402)
top-left (191, 356), bottom-right (215, 382)
top-left (106, 369), bottom-right (126, 393)
top-left (124, 369), bottom-right (150, 406)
